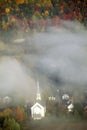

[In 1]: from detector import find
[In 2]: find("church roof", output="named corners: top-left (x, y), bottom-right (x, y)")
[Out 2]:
top-left (31, 102), bottom-right (44, 110)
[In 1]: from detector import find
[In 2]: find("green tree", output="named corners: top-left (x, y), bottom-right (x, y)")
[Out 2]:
top-left (3, 118), bottom-right (8, 128)
top-left (14, 122), bottom-right (20, 130)
top-left (3, 117), bottom-right (20, 130)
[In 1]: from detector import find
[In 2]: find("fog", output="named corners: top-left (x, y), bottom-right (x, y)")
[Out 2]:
top-left (0, 20), bottom-right (87, 102)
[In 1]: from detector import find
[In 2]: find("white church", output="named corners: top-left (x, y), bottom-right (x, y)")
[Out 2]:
top-left (31, 81), bottom-right (46, 120)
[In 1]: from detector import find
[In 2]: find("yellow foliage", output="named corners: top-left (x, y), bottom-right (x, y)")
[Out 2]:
top-left (0, 108), bottom-right (12, 118)
top-left (3, 108), bottom-right (12, 117)
top-left (0, 112), bottom-right (3, 117)
top-left (5, 8), bottom-right (10, 13)
top-left (44, 10), bottom-right (49, 16)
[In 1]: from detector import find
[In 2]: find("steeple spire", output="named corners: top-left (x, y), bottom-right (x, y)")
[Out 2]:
top-left (36, 81), bottom-right (41, 101)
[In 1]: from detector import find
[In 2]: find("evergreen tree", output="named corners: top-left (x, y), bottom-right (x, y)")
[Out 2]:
top-left (14, 122), bottom-right (20, 130)
top-left (3, 118), bottom-right (8, 128)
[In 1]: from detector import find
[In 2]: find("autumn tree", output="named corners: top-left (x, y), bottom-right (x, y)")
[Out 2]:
top-left (3, 108), bottom-right (12, 118)
top-left (16, 106), bottom-right (25, 122)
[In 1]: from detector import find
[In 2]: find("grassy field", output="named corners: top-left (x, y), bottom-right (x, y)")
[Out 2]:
top-left (22, 116), bottom-right (87, 130)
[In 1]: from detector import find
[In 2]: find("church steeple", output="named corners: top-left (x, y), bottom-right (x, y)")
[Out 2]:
top-left (36, 81), bottom-right (41, 101)
top-left (31, 80), bottom-right (46, 120)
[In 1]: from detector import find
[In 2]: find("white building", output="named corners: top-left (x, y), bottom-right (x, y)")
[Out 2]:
top-left (3, 96), bottom-right (11, 104)
top-left (31, 81), bottom-right (46, 120)
top-left (67, 103), bottom-right (74, 112)
top-left (67, 98), bottom-right (74, 113)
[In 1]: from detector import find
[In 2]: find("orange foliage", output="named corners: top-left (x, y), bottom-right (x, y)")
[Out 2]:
top-left (3, 108), bottom-right (12, 117)
top-left (16, 106), bottom-right (25, 122)
top-left (0, 108), bottom-right (12, 118)
top-left (16, 0), bottom-right (24, 4)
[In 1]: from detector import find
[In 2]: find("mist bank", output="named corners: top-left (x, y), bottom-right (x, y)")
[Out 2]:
top-left (0, 21), bottom-right (87, 101)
